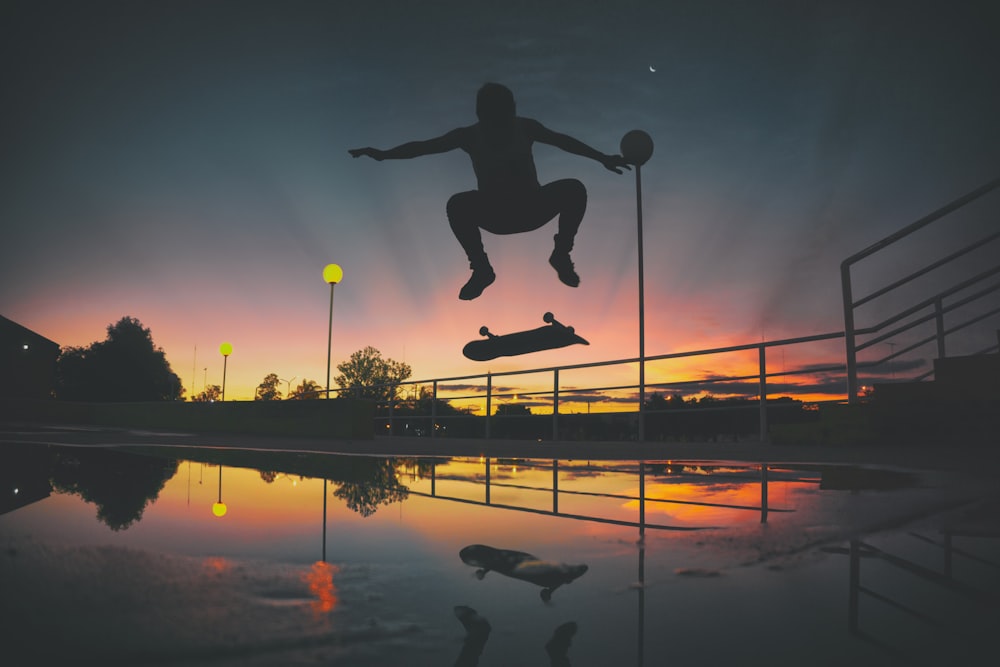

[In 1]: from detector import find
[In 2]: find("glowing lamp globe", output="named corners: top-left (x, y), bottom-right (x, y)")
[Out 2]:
top-left (620, 130), bottom-right (654, 166)
top-left (212, 502), bottom-right (227, 517)
top-left (219, 342), bottom-right (233, 357)
top-left (323, 263), bottom-right (343, 285)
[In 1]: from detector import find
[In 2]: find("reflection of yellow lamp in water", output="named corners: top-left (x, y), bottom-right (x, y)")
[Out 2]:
top-left (212, 465), bottom-right (227, 517)
top-left (219, 342), bottom-right (233, 401)
top-left (323, 263), bottom-right (343, 399)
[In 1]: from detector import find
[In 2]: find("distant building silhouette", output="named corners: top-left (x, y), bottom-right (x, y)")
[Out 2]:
top-left (0, 315), bottom-right (59, 399)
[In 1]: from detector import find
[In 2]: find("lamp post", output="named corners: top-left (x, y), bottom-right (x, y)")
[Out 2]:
top-left (280, 376), bottom-right (297, 399)
top-left (620, 130), bottom-right (654, 441)
top-left (323, 263), bottom-right (343, 399)
top-left (323, 264), bottom-right (344, 398)
top-left (219, 342), bottom-right (233, 401)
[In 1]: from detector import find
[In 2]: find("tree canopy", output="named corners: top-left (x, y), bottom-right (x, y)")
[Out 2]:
top-left (255, 373), bottom-right (282, 401)
top-left (191, 384), bottom-right (222, 402)
top-left (56, 316), bottom-right (183, 401)
top-left (334, 346), bottom-right (411, 401)
top-left (288, 379), bottom-right (322, 399)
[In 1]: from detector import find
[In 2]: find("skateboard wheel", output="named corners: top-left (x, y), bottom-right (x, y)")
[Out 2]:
top-left (542, 312), bottom-right (554, 323)
top-left (479, 326), bottom-right (490, 336)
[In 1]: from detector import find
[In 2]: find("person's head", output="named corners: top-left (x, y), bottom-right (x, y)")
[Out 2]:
top-left (476, 83), bottom-right (515, 124)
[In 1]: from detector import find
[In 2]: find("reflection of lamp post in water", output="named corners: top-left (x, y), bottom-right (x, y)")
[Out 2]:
top-left (322, 478), bottom-right (328, 562)
top-left (212, 465), bottom-right (227, 517)
top-left (219, 342), bottom-right (232, 401)
top-left (323, 263), bottom-right (343, 399)
top-left (620, 130), bottom-right (654, 441)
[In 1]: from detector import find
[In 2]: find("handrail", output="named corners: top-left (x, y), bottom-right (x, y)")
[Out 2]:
top-left (841, 177), bottom-right (1000, 402)
top-left (841, 177), bottom-right (1000, 269)
top-left (337, 178), bottom-right (1000, 434)
top-left (359, 329), bottom-right (848, 443)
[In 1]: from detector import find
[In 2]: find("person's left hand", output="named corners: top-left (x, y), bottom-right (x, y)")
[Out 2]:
top-left (601, 154), bottom-right (631, 174)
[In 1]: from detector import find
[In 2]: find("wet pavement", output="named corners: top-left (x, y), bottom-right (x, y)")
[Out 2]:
top-left (2, 423), bottom-right (999, 665)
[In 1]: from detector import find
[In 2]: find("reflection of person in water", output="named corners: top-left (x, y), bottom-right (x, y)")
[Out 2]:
top-left (349, 83), bottom-right (630, 300)
top-left (459, 544), bottom-right (588, 602)
top-left (452, 605), bottom-right (577, 667)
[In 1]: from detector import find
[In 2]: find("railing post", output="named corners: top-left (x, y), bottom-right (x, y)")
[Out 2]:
top-left (485, 373), bottom-right (492, 439)
top-left (552, 368), bottom-right (560, 440)
top-left (432, 380), bottom-right (438, 437)
top-left (758, 344), bottom-right (768, 443)
top-left (552, 460), bottom-right (559, 513)
top-left (388, 392), bottom-right (394, 437)
top-left (935, 298), bottom-right (946, 359)
top-left (841, 262), bottom-right (859, 403)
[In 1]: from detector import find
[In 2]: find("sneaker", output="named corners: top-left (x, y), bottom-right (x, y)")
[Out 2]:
top-left (548, 250), bottom-right (580, 287)
top-left (459, 267), bottom-right (496, 300)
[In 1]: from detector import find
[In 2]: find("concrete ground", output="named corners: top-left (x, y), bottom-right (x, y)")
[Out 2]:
top-left (3, 421), bottom-right (998, 476)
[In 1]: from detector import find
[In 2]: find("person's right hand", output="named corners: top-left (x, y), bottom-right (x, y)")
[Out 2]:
top-left (348, 147), bottom-right (385, 161)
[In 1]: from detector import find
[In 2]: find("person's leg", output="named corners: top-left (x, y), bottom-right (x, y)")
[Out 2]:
top-left (447, 191), bottom-right (496, 300)
top-left (538, 179), bottom-right (587, 287)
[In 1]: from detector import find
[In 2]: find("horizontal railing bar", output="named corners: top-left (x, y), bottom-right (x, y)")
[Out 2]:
top-left (853, 232), bottom-right (1000, 308)
top-left (857, 279), bottom-right (1000, 351)
top-left (405, 489), bottom-right (715, 530)
top-left (943, 305), bottom-right (1000, 338)
top-left (392, 331), bottom-right (847, 389)
top-left (466, 478), bottom-right (796, 513)
top-left (841, 177), bottom-right (1000, 269)
top-left (860, 266), bottom-right (1000, 336)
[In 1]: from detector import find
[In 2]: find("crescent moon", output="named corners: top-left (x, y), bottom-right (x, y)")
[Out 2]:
top-left (649, 65), bottom-right (656, 73)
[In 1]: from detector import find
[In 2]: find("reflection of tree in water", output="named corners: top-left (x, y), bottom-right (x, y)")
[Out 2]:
top-left (259, 470), bottom-right (278, 483)
top-left (332, 458), bottom-right (409, 517)
top-left (49, 448), bottom-right (178, 531)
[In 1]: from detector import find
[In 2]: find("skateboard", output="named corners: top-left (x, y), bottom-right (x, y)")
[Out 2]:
top-left (459, 544), bottom-right (589, 601)
top-left (462, 312), bottom-right (589, 361)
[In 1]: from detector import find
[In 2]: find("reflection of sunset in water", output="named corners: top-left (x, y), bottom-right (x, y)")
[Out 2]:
top-left (304, 561), bottom-right (338, 614)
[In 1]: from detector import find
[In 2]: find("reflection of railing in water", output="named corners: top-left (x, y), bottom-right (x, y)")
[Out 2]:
top-left (843, 530), bottom-right (1000, 659)
top-left (408, 459), bottom-right (797, 530)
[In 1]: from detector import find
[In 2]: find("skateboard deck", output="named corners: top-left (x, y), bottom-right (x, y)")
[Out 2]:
top-left (462, 312), bottom-right (588, 361)
top-left (459, 544), bottom-right (589, 601)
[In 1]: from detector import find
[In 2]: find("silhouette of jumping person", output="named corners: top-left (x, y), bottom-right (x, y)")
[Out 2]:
top-left (350, 83), bottom-right (630, 300)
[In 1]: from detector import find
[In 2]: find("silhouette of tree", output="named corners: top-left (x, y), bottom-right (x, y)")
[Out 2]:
top-left (495, 403), bottom-right (532, 416)
top-left (644, 392), bottom-right (687, 410)
top-left (55, 316), bottom-right (183, 401)
top-left (192, 384), bottom-right (222, 402)
top-left (334, 346), bottom-right (412, 401)
top-left (255, 373), bottom-right (282, 401)
top-left (332, 458), bottom-right (409, 517)
top-left (49, 448), bottom-right (178, 531)
top-left (259, 470), bottom-right (278, 483)
top-left (288, 378), bottom-right (322, 400)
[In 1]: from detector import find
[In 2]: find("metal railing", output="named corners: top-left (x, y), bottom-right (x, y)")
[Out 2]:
top-left (841, 177), bottom-right (1000, 402)
top-left (330, 177), bottom-right (1000, 437)
top-left (355, 329), bottom-right (848, 443)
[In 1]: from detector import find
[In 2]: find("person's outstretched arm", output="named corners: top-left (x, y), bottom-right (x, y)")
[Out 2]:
top-left (349, 128), bottom-right (465, 161)
top-left (528, 120), bottom-right (630, 174)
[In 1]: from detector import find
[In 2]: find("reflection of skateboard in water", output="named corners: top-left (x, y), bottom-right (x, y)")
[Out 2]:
top-left (459, 544), bottom-right (589, 601)
top-left (462, 312), bottom-right (589, 361)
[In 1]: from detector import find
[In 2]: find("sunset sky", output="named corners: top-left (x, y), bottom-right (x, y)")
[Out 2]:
top-left (3, 1), bottom-right (998, 402)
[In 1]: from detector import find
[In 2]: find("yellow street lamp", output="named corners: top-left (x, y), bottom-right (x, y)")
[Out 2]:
top-left (212, 465), bottom-right (227, 517)
top-left (219, 342), bottom-right (232, 401)
top-left (323, 263), bottom-right (343, 399)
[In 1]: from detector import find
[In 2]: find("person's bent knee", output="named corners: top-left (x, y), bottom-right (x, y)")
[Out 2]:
top-left (565, 178), bottom-right (587, 200)
top-left (447, 191), bottom-right (483, 218)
